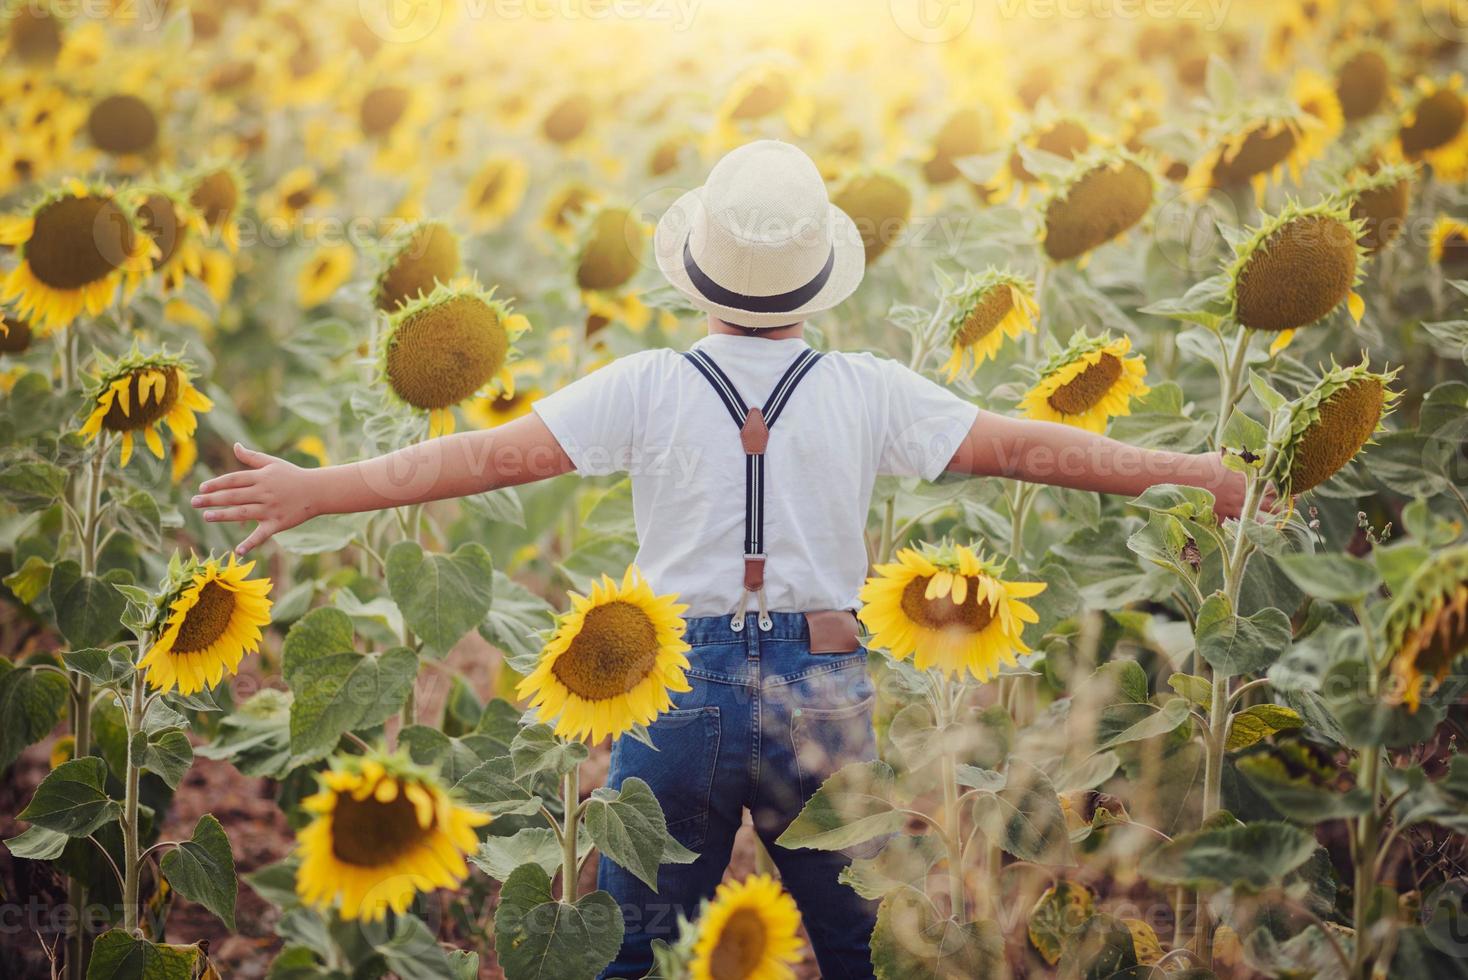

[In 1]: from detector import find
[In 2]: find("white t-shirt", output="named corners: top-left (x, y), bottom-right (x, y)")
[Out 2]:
top-left (532, 334), bottom-right (979, 617)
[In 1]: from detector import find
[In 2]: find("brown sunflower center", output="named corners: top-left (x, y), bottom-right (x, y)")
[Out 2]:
top-left (1010, 120), bottom-right (1091, 183)
top-left (1209, 123), bottom-right (1297, 188)
top-left (11, 9), bottom-right (62, 63)
top-left (1351, 180), bottom-right (1410, 255)
top-left (190, 171), bottom-right (239, 228)
top-left (832, 174), bottom-right (911, 264)
top-left (330, 788), bottom-right (428, 866)
top-left (730, 74), bottom-right (791, 120)
top-left (0, 316), bottom-right (32, 354)
top-left (1335, 50), bottom-right (1388, 120)
top-left (707, 907), bottom-right (770, 980)
top-left (924, 109), bottom-right (988, 184)
top-left (543, 93), bottom-right (592, 144)
top-left (1046, 353), bottom-right (1123, 416)
top-left (361, 85), bottom-right (410, 138)
top-left (900, 576), bottom-right (996, 633)
top-left (386, 295), bottom-right (508, 410)
top-left (138, 193), bottom-right (186, 269)
top-left (550, 601), bottom-right (659, 701)
top-left (955, 288), bottom-right (1015, 348)
top-left (1287, 377), bottom-right (1385, 494)
top-left (171, 579), bottom-right (237, 654)
top-left (1042, 160), bottom-right (1152, 262)
top-left (1442, 230), bottom-right (1468, 269)
top-left (27, 195), bottom-right (139, 291)
top-left (1234, 215), bottom-right (1358, 332)
top-left (1400, 90), bottom-right (1467, 157)
top-left (576, 208), bottom-right (644, 293)
top-left (87, 94), bottom-right (159, 156)
top-left (376, 224), bottom-right (460, 312)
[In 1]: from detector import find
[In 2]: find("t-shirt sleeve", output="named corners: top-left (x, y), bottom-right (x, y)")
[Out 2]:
top-left (532, 353), bottom-right (650, 476)
top-left (877, 359), bottom-right (979, 480)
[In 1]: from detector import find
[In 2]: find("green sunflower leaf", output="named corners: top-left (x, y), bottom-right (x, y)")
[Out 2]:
top-left (49, 560), bottom-right (127, 649)
top-left (1276, 552), bottom-right (1381, 603)
top-left (776, 760), bottom-right (907, 851)
top-left (1139, 820), bottom-right (1318, 891)
top-left (1195, 593), bottom-right (1291, 678)
top-left (870, 885), bottom-right (1004, 980)
top-left (85, 930), bottom-right (202, 980)
top-left (493, 864), bottom-right (623, 980)
top-left (0, 657), bottom-right (69, 771)
top-left (581, 776), bottom-right (696, 890)
top-left (19, 757), bottom-right (121, 837)
top-left (386, 540), bottom-right (495, 657)
top-left (160, 814), bottom-right (237, 930)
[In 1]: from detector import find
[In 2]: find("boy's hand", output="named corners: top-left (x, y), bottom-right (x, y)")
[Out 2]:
top-left (1199, 452), bottom-right (1279, 521)
top-left (192, 443), bottom-right (318, 555)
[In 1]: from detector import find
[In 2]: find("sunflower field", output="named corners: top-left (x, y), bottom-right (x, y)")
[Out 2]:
top-left (3, 0), bottom-right (1468, 977)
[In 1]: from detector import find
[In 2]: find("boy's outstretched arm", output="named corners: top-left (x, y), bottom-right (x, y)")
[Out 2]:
top-left (191, 414), bottom-right (575, 554)
top-left (945, 409), bottom-right (1271, 520)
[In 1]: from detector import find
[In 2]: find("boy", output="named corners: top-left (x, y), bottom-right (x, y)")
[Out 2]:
top-left (194, 141), bottom-right (1252, 978)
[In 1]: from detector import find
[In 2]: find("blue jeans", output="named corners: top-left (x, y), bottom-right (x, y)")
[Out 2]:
top-left (597, 611), bottom-right (881, 979)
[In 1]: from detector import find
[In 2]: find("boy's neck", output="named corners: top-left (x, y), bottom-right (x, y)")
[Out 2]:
top-left (707, 316), bottom-right (805, 340)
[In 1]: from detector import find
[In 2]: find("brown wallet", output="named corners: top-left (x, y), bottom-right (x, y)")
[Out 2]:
top-left (805, 609), bottom-right (862, 654)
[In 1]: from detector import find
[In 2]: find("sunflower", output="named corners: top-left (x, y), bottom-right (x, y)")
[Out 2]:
top-left (373, 221), bottom-right (460, 312)
top-left (187, 162), bottom-right (246, 252)
top-left (576, 206), bottom-right (648, 294)
top-left (135, 186), bottom-right (206, 292)
top-left (689, 874), bottom-right (804, 980)
top-left (1429, 216), bottom-right (1468, 271)
top-left (1227, 202), bottom-right (1366, 336)
top-left (1000, 116), bottom-right (1095, 194)
top-left (0, 313), bottom-right (33, 355)
top-left (464, 359), bottom-right (544, 428)
top-left (1386, 546), bottom-right (1468, 711)
top-left (1019, 331), bottom-right (1149, 433)
top-left (138, 553), bottom-right (272, 694)
top-left (85, 92), bottom-right (160, 165)
top-left (78, 348), bottom-right (213, 467)
top-left (858, 544), bottom-right (1045, 681)
top-left (296, 755), bottom-right (489, 921)
top-left (264, 167), bottom-right (332, 226)
top-left (7, 6), bottom-right (63, 64)
top-left (1342, 164), bottom-right (1414, 255)
top-left (715, 63), bottom-right (813, 142)
top-left (1272, 358), bottom-right (1400, 496)
top-left (541, 91), bottom-right (594, 145)
top-left (1186, 111), bottom-right (1318, 203)
top-left (923, 107), bottom-right (992, 185)
top-left (831, 170), bottom-right (911, 265)
top-left (0, 180), bottom-right (153, 335)
top-left (516, 565), bottom-right (691, 743)
top-left (380, 282), bottom-right (529, 438)
top-left (540, 182), bottom-right (600, 241)
top-left (1041, 150), bottom-right (1153, 263)
top-left (463, 156), bottom-right (528, 231)
top-left (941, 269), bottom-right (1038, 380)
top-left (1396, 76), bottom-right (1468, 180)
top-left (1292, 70), bottom-right (1344, 157)
top-left (297, 244), bottom-right (354, 308)
top-left (1334, 44), bottom-right (1392, 121)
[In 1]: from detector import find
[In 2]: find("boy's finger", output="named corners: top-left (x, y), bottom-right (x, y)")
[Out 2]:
top-left (203, 505), bottom-right (264, 524)
top-left (198, 471), bottom-right (254, 494)
top-left (234, 442), bottom-right (277, 468)
top-left (236, 522), bottom-right (276, 556)
top-left (191, 488), bottom-right (256, 509)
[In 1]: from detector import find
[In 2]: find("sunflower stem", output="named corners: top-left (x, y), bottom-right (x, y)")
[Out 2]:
top-left (1213, 328), bottom-right (1253, 447)
top-left (121, 661), bottom-right (146, 935)
top-left (932, 675), bottom-right (968, 922)
top-left (561, 766), bottom-right (580, 903)
top-left (1351, 747), bottom-right (1384, 980)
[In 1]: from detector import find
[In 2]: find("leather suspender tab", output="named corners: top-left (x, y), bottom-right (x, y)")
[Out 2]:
top-left (740, 408), bottom-right (769, 454)
top-left (743, 556), bottom-right (766, 591)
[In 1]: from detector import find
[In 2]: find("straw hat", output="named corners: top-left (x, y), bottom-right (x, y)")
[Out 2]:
top-left (655, 140), bottom-right (866, 329)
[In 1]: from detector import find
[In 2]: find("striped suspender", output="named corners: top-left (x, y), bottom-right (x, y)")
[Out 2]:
top-left (682, 347), bottom-right (825, 631)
